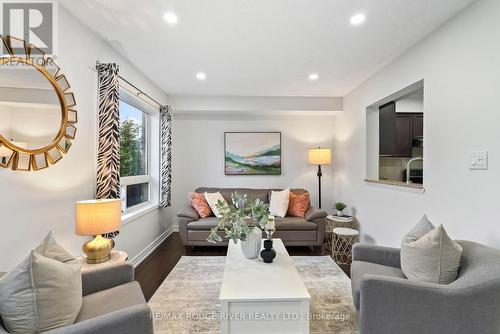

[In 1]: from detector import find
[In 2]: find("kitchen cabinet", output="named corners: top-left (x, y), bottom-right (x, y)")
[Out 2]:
top-left (379, 102), bottom-right (396, 156)
top-left (379, 102), bottom-right (423, 157)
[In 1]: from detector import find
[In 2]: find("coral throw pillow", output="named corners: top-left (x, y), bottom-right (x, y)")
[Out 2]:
top-left (287, 192), bottom-right (310, 218)
top-left (191, 193), bottom-right (213, 218)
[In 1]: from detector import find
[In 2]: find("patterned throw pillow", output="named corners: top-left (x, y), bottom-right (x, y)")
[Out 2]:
top-left (190, 193), bottom-right (213, 218)
top-left (287, 192), bottom-right (310, 218)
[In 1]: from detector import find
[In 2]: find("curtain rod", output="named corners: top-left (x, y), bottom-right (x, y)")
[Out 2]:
top-left (92, 61), bottom-right (163, 108)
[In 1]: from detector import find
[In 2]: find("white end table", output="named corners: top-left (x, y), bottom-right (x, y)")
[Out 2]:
top-left (325, 215), bottom-right (354, 250)
top-left (77, 250), bottom-right (128, 271)
top-left (332, 228), bottom-right (359, 265)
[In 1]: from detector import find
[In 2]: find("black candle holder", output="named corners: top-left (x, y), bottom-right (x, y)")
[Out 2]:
top-left (260, 239), bottom-right (276, 263)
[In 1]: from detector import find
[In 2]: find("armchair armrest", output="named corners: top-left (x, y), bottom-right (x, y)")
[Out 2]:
top-left (359, 275), bottom-right (468, 334)
top-left (82, 262), bottom-right (134, 296)
top-left (177, 206), bottom-right (199, 221)
top-left (352, 243), bottom-right (401, 268)
top-left (46, 304), bottom-right (153, 334)
top-left (305, 207), bottom-right (327, 222)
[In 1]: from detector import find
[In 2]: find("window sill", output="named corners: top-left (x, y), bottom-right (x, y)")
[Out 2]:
top-left (122, 202), bottom-right (159, 226)
top-left (364, 179), bottom-right (425, 193)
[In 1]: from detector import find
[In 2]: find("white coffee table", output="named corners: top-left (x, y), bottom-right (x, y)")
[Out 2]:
top-left (220, 238), bottom-right (311, 334)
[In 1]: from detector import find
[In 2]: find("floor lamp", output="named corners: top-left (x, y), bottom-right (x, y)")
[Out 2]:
top-left (308, 147), bottom-right (332, 209)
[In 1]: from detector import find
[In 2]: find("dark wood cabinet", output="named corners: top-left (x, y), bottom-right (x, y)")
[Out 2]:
top-left (413, 114), bottom-right (424, 138)
top-left (379, 102), bottom-right (396, 156)
top-left (395, 114), bottom-right (413, 157)
top-left (379, 103), bottom-right (423, 157)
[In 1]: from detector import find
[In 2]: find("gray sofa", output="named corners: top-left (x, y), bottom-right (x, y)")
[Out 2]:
top-left (0, 263), bottom-right (153, 334)
top-left (178, 187), bottom-right (327, 248)
top-left (351, 241), bottom-right (500, 334)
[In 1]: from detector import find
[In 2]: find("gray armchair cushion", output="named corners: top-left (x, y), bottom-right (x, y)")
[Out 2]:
top-left (82, 263), bottom-right (134, 296)
top-left (177, 206), bottom-right (200, 221)
top-left (304, 207), bottom-right (327, 221)
top-left (275, 218), bottom-right (317, 231)
top-left (351, 260), bottom-right (405, 309)
top-left (76, 281), bottom-right (145, 323)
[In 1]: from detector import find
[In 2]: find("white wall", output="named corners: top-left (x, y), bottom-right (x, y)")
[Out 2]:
top-left (171, 112), bottom-right (336, 223)
top-left (0, 6), bottom-right (171, 270)
top-left (334, 0), bottom-right (500, 247)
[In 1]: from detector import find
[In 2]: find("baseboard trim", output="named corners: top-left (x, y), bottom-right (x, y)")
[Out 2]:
top-left (130, 225), bottom-right (175, 267)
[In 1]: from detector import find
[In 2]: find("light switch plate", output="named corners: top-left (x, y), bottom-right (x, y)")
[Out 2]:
top-left (469, 151), bottom-right (488, 170)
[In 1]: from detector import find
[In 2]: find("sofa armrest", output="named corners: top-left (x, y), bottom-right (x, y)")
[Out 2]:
top-left (82, 262), bottom-right (134, 296)
top-left (46, 304), bottom-right (153, 334)
top-left (305, 207), bottom-right (327, 222)
top-left (352, 243), bottom-right (401, 268)
top-left (177, 206), bottom-right (199, 221)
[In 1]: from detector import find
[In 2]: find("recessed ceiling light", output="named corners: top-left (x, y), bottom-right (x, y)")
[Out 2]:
top-left (309, 73), bottom-right (319, 81)
top-left (350, 13), bottom-right (366, 26)
top-left (196, 72), bottom-right (207, 81)
top-left (163, 12), bottom-right (178, 25)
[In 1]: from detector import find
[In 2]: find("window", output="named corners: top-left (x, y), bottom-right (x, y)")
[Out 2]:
top-left (365, 80), bottom-right (424, 190)
top-left (119, 98), bottom-right (150, 212)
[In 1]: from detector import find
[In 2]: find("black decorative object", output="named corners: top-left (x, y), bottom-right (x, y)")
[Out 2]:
top-left (260, 239), bottom-right (276, 263)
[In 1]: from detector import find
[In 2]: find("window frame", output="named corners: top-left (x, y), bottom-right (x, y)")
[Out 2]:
top-left (118, 92), bottom-right (154, 214)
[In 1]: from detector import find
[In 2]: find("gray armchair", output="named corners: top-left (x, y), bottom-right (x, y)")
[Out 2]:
top-left (351, 241), bottom-right (500, 334)
top-left (0, 263), bottom-right (153, 334)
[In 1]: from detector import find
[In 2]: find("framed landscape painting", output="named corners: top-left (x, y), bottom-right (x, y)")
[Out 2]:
top-left (224, 132), bottom-right (281, 175)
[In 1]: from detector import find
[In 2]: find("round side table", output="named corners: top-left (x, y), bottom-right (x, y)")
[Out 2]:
top-left (332, 228), bottom-right (359, 265)
top-left (78, 250), bottom-right (128, 271)
top-left (325, 215), bottom-right (354, 251)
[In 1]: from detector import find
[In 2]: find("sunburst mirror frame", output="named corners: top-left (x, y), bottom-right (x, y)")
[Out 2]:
top-left (0, 35), bottom-right (77, 171)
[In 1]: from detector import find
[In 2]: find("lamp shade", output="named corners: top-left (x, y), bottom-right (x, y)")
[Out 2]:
top-left (76, 199), bottom-right (121, 236)
top-left (308, 148), bottom-right (332, 165)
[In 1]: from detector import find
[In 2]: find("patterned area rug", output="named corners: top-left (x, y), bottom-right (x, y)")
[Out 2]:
top-left (149, 256), bottom-right (358, 334)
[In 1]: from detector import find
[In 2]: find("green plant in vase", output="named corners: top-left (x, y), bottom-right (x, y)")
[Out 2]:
top-left (207, 192), bottom-right (270, 259)
top-left (335, 202), bottom-right (347, 216)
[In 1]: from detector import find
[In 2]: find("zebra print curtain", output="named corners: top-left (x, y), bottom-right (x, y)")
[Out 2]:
top-left (96, 63), bottom-right (120, 200)
top-left (160, 105), bottom-right (172, 207)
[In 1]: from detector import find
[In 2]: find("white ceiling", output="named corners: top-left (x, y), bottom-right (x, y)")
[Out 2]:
top-left (61, 0), bottom-right (476, 97)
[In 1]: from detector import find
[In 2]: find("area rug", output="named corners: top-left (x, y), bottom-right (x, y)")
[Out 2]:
top-left (149, 256), bottom-right (358, 334)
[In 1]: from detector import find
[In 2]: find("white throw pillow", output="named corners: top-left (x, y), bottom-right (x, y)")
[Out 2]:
top-left (269, 188), bottom-right (290, 218)
top-left (0, 232), bottom-right (82, 334)
top-left (204, 192), bottom-right (228, 218)
top-left (401, 216), bottom-right (463, 284)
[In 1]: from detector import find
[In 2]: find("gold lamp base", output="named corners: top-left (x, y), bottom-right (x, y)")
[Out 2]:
top-left (82, 234), bottom-right (114, 264)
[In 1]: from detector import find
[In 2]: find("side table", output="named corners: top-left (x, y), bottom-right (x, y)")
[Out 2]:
top-left (332, 228), bottom-right (359, 265)
top-left (77, 250), bottom-right (128, 271)
top-left (325, 215), bottom-right (354, 251)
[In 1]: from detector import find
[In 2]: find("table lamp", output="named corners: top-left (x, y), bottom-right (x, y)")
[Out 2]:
top-left (76, 199), bottom-right (121, 264)
top-left (308, 147), bottom-right (332, 209)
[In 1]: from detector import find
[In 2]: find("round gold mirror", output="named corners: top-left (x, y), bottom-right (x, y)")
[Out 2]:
top-left (0, 35), bottom-right (77, 171)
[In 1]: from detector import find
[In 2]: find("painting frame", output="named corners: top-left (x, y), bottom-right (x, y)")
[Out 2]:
top-left (224, 131), bottom-right (282, 176)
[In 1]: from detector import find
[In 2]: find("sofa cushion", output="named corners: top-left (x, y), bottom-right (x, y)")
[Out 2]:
top-left (190, 192), bottom-right (213, 218)
top-left (196, 188), bottom-right (269, 204)
top-left (287, 192), bottom-right (310, 218)
top-left (188, 217), bottom-right (223, 230)
top-left (351, 260), bottom-right (406, 310)
top-left (76, 281), bottom-right (145, 323)
top-left (275, 217), bottom-right (317, 231)
top-left (269, 188), bottom-right (290, 217)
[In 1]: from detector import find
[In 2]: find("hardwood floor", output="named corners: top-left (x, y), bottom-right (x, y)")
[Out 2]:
top-left (135, 232), bottom-right (350, 301)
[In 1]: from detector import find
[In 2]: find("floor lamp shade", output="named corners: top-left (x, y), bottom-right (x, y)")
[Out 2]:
top-left (76, 199), bottom-right (121, 236)
top-left (308, 148), bottom-right (332, 209)
top-left (308, 148), bottom-right (332, 165)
